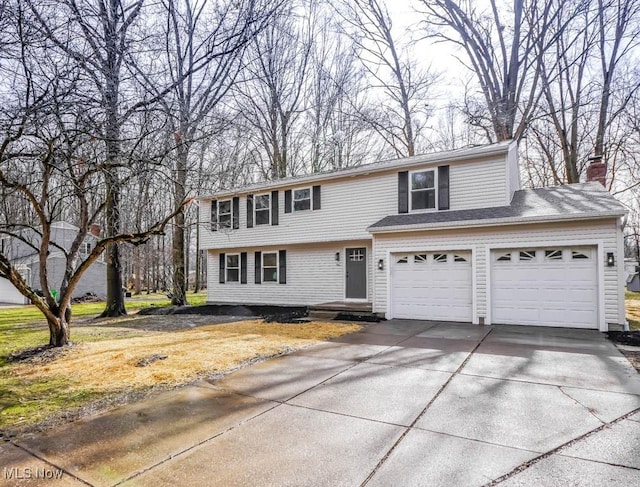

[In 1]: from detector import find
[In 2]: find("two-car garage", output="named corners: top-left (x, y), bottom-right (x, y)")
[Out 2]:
top-left (387, 246), bottom-right (600, 329)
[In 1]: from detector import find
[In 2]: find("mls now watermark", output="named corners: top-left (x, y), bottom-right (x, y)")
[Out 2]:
top-left (4, 467), bottom-right (64, 480)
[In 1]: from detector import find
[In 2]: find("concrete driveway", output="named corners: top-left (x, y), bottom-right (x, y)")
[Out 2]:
top-left (3, 320), bottom-right (640, 486)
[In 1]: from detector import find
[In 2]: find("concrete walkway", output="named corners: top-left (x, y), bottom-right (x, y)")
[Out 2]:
top-left (3, 321), bottom-right (640, 486)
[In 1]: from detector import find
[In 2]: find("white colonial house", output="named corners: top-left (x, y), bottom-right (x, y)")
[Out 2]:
top-left (0, 222), bottom-right (106, 304)
top-left (198, 141), bottom-right (628, 331)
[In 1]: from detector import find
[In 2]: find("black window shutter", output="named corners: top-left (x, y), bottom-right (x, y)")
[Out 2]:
top-left (271, 190), bottom-right (279, 225)
top-left (284, 190), bottom-right (292, 213)
top-left (246, 194), bottom-right (254, 228)
top-left (254, 251), bottom-right (262, 284)
top-left (210, 199), bottom-right (218, 231)
top-left (438, 165), bottom-right (450, 210)
top-left (278, 249), bottom-right (286, 284)
top-left (398, 172), bottom-right (409, 213)
top-left (232, 197), bottom-right (240, 229)
top-left (240, 252), bottom-right (247, 284)
top-left (312, 185), bottom-right (321, 210)
top-left (219, 253), bottom-right (225, 284)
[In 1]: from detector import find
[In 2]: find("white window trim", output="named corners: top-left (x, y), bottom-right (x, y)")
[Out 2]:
top-left (262, 251), bottom-right (279, 283)
top-left (217, 199), bottom-right (232, 229)
top-left (293, 187), bottom-right (312, 212)
top-left (226, 253), bottom-right (240, 283)
top-left (254, 193), bottom-right (271, 226)
top-left (409, 168), bottom-right (438, 213)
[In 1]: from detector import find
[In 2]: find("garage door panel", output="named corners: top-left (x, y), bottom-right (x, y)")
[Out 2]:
top-left (390, 251), bottom-right (472, 322)
top-left (491, 246), bottom-right (597, 329)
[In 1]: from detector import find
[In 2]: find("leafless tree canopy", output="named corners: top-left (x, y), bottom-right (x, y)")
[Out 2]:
top-left (1, 0), bottom-right (639, 346)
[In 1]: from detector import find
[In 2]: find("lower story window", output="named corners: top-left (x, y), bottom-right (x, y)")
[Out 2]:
top-left (226, 254), bottom-right (240, 282)
top-left (263, 252), bottom-right (278, 282)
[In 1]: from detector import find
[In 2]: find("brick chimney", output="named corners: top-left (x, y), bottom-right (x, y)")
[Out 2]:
top-left (586, 156), bottom-right (606, 187)
top-left (89, 224), bottom-right (101, 237)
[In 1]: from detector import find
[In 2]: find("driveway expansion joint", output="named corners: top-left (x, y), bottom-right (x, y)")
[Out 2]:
top-left (359, 327), bottom-right (495, 486)
top-left (482, 406), bottom-right (640, 486)
top-left (556, 452), bottom-right (640, 472)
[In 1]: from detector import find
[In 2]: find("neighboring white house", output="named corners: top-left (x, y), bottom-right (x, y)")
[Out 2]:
top-left (0, 222), bottom-right (107, 304)
top-left (197, 141), bottom-right (628, 331)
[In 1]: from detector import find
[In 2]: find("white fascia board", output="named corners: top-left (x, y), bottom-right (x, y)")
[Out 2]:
top-left (367, 212), bottom-right (626, 234)
top-left (198, 142), bottom-right (511, 201)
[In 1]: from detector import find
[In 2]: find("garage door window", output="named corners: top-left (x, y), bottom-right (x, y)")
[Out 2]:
top-left (572, 251), bottom-right (589, 260)
top-left (414, 254), bottom-right (428, 263)
top-left (545, 249), bottom-right (563, 261)
top-left (496, 252), bottom-right (511, 262)
top-left (433, 253), bottom-right (447, 263)
top-left (519, 250), bottom-right (536, 261)
top-left (396, 256), bottom-right (409, 264)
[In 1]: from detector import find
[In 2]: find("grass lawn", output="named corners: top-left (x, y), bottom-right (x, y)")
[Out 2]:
top-left (0, 296), bottom-right (359, 432)
top-left (627, 291), bottom-right (640, 331)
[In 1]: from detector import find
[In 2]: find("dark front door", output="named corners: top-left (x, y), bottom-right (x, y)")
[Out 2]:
top-left (346, 247), bottom-right (367, 299)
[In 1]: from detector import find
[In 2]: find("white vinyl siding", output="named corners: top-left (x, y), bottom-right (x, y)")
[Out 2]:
top-left (199, 155), bottom-right (510, 250)
top-left (449, 157), bottom-right (507, 210)
top-left (207, 242), bottom-right (373, 305)
top-left (373, 219), bottom-right (623, 329)
top-left (0, 277), bottom-right (27, 304)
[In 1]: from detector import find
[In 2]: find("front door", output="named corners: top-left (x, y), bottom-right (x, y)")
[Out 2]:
top-left (346, 247), bottom-right (367, 299)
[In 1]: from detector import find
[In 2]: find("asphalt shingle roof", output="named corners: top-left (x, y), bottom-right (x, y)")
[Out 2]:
top-left (368, 183), bottom-right (627, 232)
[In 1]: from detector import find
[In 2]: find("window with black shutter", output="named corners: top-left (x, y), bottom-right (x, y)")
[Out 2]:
top-left (278, 250), bottom-right (286, 284)
top-left (247, 195), bottom-right (254, 228)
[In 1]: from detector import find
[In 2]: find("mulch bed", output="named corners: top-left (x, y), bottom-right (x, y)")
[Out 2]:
top-left (620, 350), bottom-right (640, 372)
top-left (9, 345), bottom-right (72, 365)
top-left (606, 331), bottom-right (640, 347)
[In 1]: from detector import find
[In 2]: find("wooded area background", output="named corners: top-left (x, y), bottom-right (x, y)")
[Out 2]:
top-left (1, 0), bottom-right (639, 344)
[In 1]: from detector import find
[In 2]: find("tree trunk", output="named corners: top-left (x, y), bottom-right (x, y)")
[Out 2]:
top-left (171, 143), bottom-right (188, 305)
top-left (101, 171), bottom-right (127, 317)
top-left (48, 314), bottom-right (70, 347)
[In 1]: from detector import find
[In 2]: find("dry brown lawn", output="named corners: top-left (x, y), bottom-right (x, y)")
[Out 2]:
top-left (626, 299), bottom-right (640, 330)
top-left (1, 319), bottom-right (360, 430)
top-left (11, 320), bottom-right (361, 392)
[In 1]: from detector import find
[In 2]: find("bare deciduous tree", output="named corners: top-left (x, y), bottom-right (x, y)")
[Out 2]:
top-left (336, 0), bottom-right (437, 157)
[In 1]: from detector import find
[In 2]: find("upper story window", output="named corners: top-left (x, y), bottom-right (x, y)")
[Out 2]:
top-left (293, 188), bottom-right (311, 211)
top-left (410, 170), bottom-right (436, 211)
top-left (218, 200), bottom-right (232, 229)
top-left (255, 194), bottom-right (270, 225)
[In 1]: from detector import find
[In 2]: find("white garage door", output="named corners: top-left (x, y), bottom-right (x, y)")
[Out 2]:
top-left (491, 247), bottom-right (598, 328)
top-left (0, 277), bottom-right (26, 304)
top-left (390, 251), bottom-right (472, 322)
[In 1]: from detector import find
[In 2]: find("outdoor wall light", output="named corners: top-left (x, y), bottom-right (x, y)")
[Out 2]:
top-left (377, 259), bottom-right (384, 270)
top-left (607, 252), bottom-right (615, 267)
top-left (335, 252), bottom-right (340, 262)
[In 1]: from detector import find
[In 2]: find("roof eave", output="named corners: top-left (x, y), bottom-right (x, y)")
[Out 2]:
top-left (367, 211), bottom-right (625, 234)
